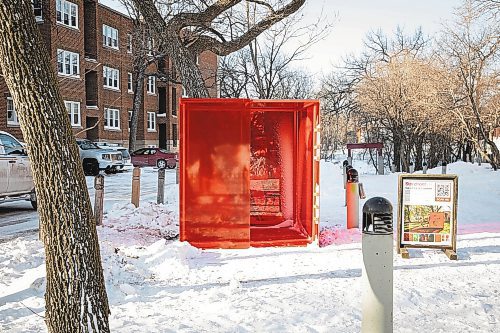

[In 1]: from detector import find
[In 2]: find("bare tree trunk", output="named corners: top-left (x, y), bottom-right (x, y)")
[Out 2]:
top-left (393, 134), bottom-right (402, 172)
top-left (0, 2), bottom-right (109, 332)
top-left (486, 140), bottom-right (500, 170)
top-left (129, 66), bottom-right (146, 152)
top-left (415, 137), bottom-right (423, 171)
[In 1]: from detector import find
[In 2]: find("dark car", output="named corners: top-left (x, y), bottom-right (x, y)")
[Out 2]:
top-left (131, 148), bottom-right (177, 169)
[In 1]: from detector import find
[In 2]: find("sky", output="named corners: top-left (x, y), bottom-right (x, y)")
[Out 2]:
top-left (100, 0), bottom-right (460, 75)
top-left (301, 0), bottom-right (459, 75)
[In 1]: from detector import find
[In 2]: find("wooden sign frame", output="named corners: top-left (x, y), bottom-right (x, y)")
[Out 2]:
top-left (397, 174), bottom-right (459, 260)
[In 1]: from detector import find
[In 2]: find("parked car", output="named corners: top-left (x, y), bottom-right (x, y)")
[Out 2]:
top-left (0, 131), bottom-right (37, 209)
top-left (76, 139), bottom-right (124, 176)
top-left (94, 142), bottom-right (133, 171)
top-left (131, 147), bottom-right (178, 169)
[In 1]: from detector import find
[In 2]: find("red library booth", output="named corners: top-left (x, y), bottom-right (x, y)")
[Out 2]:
top-left (179, 99), bottom-right (320, 249)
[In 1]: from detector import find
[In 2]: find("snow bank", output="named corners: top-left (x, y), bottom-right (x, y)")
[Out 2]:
top-left (1, 161), bottom-right (499, 332)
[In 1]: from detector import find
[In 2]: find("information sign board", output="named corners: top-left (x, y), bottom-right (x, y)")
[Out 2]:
top-left (397, 174), bottom-right (458, 259)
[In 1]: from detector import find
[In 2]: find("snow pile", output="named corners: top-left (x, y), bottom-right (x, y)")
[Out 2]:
top-left (319, 225), bottom-right (361, 247)
top-left (99, 202), bottom-right (178, 247)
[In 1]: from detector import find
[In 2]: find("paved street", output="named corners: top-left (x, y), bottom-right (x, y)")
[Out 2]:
top-left (0, 168), bottom-right (177, 241)
top-left (0, 201), bottom-right (39, 241)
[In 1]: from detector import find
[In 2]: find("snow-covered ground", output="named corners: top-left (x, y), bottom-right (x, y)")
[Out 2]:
top-left (0, 157), bottom-right (499, 332)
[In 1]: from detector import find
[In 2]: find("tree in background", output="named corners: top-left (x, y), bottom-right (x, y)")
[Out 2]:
top-left (318, 71), bottom-right (358, 159)
top-left (219, 5), bottom-right (332, 99)
top-left (0, 1), bottom-right (109, 332)
top-left (320, 0), bottom-right (499, 170)
top-left (130, 0), bottom-right (307, 98)
top-left (438, 0), bottom-right (500, 169)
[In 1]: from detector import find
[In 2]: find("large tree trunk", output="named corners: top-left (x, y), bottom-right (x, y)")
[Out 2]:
top-left (0, 2), bottom-right (110, 332)
top-left (168, 35), bottom-right (210, 98)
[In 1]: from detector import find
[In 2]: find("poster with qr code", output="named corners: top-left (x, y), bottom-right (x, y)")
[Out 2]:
top-left (398, 175), bottom-right (458, 250)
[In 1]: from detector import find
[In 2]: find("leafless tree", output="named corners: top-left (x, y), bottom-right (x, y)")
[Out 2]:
top-left (219, 5), bottom-right (333, 99)
top-left (0, 1), bottom-right (109, 332)
top-left (439, 0), bottom-right (500, 169)
top-left (318, 71), bottom-right (359, 158)
top-left (129, 0), bottom-right (308, 98)
top-left (470, 0), bottom-right (500, 19)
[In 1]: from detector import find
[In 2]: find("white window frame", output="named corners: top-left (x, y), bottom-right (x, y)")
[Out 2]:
top-left (147, 112), bottom-right (156, 132)
top-left (147, 76), bottom-right (156, 95)
top-left (103, 24), bottom-right (119, 49)
top-left (103, 66), bottom-right (119, 90)
top-left (6, 97), bottom-right (19, 126)
top-left (64, 101), bottom-right (81, 127)
top-left (128, 72), bottom-right (133, 92)
top-left (56, 0), bottom-right (78, 29)
top-left (57, 49), bottom-right (80, 77)
top-left (104, 108), bottom-right (120, 130)
top-left (182, 86), bottom-right (188, 98)
top-left (128, 110), bottom-right (133, 130)
top-left (127, 33), bottom-right (133, 53)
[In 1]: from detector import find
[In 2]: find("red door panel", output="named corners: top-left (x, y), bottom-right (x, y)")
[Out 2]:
top-left (180, 99), bottom-right (251, 249)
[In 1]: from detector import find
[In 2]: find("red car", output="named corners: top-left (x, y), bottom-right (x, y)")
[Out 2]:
top-left (131, 148), bottom-right (178, 169)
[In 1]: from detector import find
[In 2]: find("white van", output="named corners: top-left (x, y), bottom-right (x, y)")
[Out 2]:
top-left (0, 131), bottom-right (37, 209)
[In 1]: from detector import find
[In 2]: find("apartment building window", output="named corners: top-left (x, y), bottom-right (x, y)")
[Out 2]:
top-left (172, 123), bottom-right (178, 147)
top-left (32, 0), bottom-right (43, 21)
top-left (6, 97), bottom-right (19, 126)
top-left (182, 86), bottom-right (188, 98)
top-left (128, 73), bottom-right (133, 92)
top-left (127, 34), bottom-right (133, 53)
top-left (103, 24), bottom-right (119, 49)
top-left (57, 49), bottom-right (79, 77)
top-left (103, 66), bottom-right (119, 90)
top-left (147, 112), bottom-right (156, 132)
top-left (147, 76), bottom-right (156, 94)
top-left (171, 87), bottom-right (177, 116)
top-left (128, 110), bottom-right (132, 130)
top-left (56, 0), bottom-right (78, 28)
top-left (104, 108), bottom-right (120, 130)
top-left (64, 101), bottom-right (81, 127)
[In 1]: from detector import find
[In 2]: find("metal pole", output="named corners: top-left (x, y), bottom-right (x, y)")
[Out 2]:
top-left (423, 162), bottom-right (428, 174)
top-left (362, 233), bottom-right (393, 333)
top-left (346, 168), bottom-right (359, 229)
top-left (131, 167), bottom-right (141, 207)
top-left (345, 165), bottom-right (352, 206)
top-left (347, 155), bottom-right (353, 167)
top-left (94, 174), bottom-right (104, 226)
top-left (157, 168), bottom-right (165, 204)
top-left (343, 160), bottom-right (348, 189)
top-left (361, 197), bottom-right (393, 333)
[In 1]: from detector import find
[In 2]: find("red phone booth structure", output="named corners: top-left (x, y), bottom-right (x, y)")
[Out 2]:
top-left (179, 99), bottom-right (320, 249)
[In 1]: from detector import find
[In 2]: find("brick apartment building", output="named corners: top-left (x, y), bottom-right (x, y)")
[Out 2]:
top-left (0, 0), bottom-right (218, 151)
